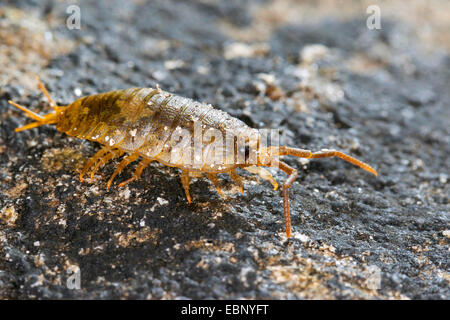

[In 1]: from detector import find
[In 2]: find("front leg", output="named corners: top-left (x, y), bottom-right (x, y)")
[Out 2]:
top-left (270, 160), bottom-right (298, 238)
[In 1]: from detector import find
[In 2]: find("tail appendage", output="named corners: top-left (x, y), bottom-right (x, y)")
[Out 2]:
top-left (8, 77), bottom-right (65, 132)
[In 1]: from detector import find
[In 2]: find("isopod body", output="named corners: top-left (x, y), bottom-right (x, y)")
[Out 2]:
top-left (9, 78), bottom-right (377, 238)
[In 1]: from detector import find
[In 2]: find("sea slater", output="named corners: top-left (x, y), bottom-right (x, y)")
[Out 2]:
top-left (9, 78), bottom-right (377, 237)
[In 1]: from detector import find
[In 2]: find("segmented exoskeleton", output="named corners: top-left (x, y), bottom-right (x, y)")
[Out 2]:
top-left (9, 78), bottom-right (377, 238)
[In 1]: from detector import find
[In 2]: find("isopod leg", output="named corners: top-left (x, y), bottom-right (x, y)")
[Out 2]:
top-left (90, 149), bottom-right (123, 182)
top-left (244, 166), bottom-right (279, 191)
top-left (117, 158), bottom-right (152, 188)
top-left (106, 153), bottom-right (139, 189)
top-left (181, 171), bottom-right (192, 204)
top-left (274, 160), bottom-right (298, 238)
top-left (229, 170), bottom-right (244, 194)
top-left (206, 173), bottom-right (224, 198)
top-left (79, 146), bottom-right (110, 182)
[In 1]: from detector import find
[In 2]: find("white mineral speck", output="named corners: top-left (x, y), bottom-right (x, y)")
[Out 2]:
top-left (197, 65), bottom-right (209, 75)
top-left (44, 31), bottom-right (53, 41)
top-left (157, 197), bottom-right (169, 206)
top-left (257, 73), bottom-right (275, 84)
top-left (164, 59), bottom-right (184, 70)
top-left (152, 71), bottom-right (166, 81)
top-left (120, 188), bottom-right (130, 200)
top-left (300, 44), bottom-right (329, 64)
top-left (291, 232), bottom-right (309, 242)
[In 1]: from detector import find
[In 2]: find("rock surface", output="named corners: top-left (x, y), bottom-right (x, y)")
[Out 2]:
top-left (0, 0), bottom-right (448, 299)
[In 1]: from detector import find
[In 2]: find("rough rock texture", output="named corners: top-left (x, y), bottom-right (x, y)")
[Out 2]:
top-left (0, 0), bottom-right (448, 299)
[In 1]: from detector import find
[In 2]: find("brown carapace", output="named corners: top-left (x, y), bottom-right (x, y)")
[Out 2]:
top-left (9, 78), bottom-right (377, 238)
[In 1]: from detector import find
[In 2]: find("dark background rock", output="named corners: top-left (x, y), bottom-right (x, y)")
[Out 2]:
top-left (0, 0), bottom-right (448, 299)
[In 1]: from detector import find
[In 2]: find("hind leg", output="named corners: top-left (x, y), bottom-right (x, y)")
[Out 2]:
top-left (228, 169), bottom-right (244, 194)
top-left (89, 149), bottom-right (123, 182)
top-left (117, 158), bottom-right (153, 188)
top-left (206, 173), bottom-right (224, 198)
top-left (106, 153), bottom-right (139, 189)
top-left (181, 171), bottom-right (192, 204)
top-left (79, 146), bottom-right (110, 182)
